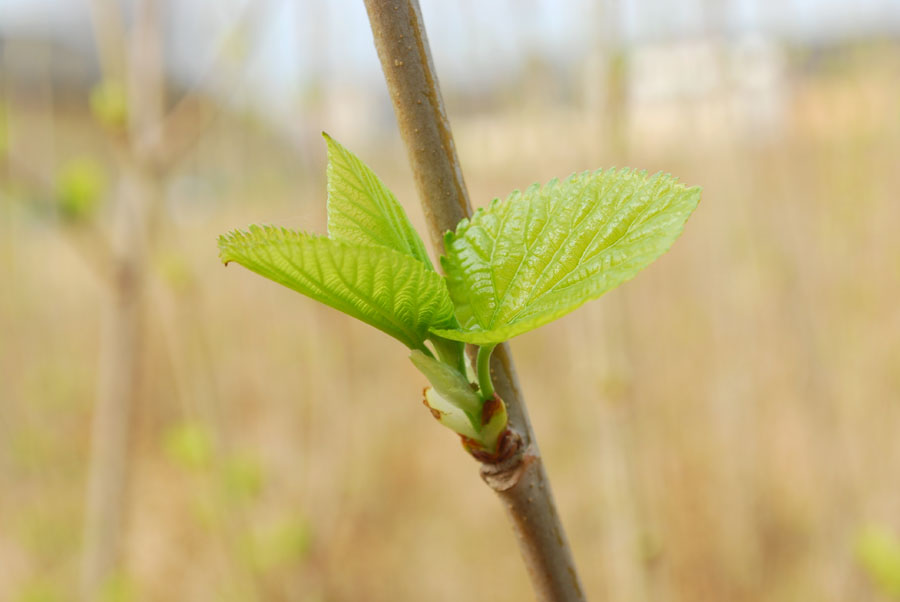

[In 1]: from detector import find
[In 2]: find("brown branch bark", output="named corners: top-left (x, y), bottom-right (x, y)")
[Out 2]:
top-left (363, 2), bottom-right (586, 600)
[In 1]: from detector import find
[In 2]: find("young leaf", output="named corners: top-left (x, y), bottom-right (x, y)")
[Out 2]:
top-left (432, 169), bottom-right (700, 344)
top-left (423, 387), bottom-right (480, 441)
top-left (324, 133), bottom-right (433, 268)
top-left (218, 226), bottom-right (455, 350)
top-left (409, 350), bottom-right (481, 419)
top-left (411, 350), bottom-right (508, 453)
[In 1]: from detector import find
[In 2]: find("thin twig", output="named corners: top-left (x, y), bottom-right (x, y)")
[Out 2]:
top-left (363, 2), bottom-right (586, 599)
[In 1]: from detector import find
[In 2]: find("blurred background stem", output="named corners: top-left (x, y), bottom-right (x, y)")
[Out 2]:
top-left (80, 0), bottom-right (161, 597)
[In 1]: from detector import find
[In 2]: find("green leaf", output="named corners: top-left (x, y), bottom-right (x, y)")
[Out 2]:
top-left (432, 168), bottom-right (700, 344)
top-left (324, 133), bottom-right (433, 268)
top-left (218, 226), bottom-right (455, 350)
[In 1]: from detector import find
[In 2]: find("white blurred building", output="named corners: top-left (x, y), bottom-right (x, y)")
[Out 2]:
top-left (626, 33), bottom-right (788, 149)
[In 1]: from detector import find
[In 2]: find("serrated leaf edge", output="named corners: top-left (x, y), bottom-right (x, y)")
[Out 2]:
top-left (218, 225), bottom-right (454, 350)
top-left (433, 168), bottom-right (701, 344)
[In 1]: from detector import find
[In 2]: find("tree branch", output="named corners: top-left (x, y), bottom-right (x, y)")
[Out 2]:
top-left (363, 2), bottom-right (586, 599)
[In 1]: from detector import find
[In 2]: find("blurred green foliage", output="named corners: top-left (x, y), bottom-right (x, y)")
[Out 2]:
top-left (9, 428), bottom-right (54, 472)
top-left (99, 572), bottom-right (137, 602)
top-left (856, 525), bottom-right (900, 598)
top-left (17, 508), bottom-right (78, 560)
top-left (55, 157), bottom-right (107, 221)
top-left (155, 251), bottom-right (195, 293)
top-left (90, 80), bottom-right (128, 131)
top-left (163, 421), bottom-right (265, 502)
top-left (163, 422), bottom-right (214, 471)
top-left (15, 581), bottom-right (60, 602)
top-left (221, 454), bottom-right (264, 502)
top-left (245, 519), bottom-right (312, 572)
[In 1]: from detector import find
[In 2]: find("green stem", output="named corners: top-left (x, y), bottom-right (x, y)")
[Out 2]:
top-left (476, 344), bottom-right (496, 400)
top-left (415, 342), bottom-right (436, 360)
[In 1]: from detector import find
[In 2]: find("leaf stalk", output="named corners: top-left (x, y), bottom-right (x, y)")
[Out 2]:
top-left (476, 344), bottom-right (496, 400)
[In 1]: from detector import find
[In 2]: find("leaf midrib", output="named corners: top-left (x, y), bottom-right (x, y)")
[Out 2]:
top-left (489, 172), bottom-right (626, 328)
top-left (331, 157), bottom-right (425, 262)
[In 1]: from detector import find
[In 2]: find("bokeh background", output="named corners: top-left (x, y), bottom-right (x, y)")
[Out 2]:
top-left (2, 1), bottom-right (900, 600)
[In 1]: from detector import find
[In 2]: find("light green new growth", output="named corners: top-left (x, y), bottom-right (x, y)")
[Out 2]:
top-left (431, 168), bottom-right (701, 344)
top-left (218, 137), bottom-right (700, 453)
top-left (410, 350), bottom-right (482, 436)
top-left (218, 227), bottom-right (455, 352)
top-left (411, 350), bottom-right (507, 451)
top-left (322, 133), bottom-right (464, 369)
top-left (324, 133), bottom-right (433, 268)
top-left (409, 350), bottom-right (481, 418)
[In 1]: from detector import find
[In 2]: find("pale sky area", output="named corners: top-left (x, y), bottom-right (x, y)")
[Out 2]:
top-left (2, 0), bottom-right (898, 111)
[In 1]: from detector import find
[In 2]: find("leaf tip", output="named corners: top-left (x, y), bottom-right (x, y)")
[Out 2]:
top-left (322, 131), bottom-right (345, 155)
top-left (321, 131), bottom-right (338, 150)
top-left (675, 182), bottom-right (703, 212)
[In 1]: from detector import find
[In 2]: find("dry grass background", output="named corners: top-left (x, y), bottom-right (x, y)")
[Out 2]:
top-left (1, 24), bottom-right (899, 602)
